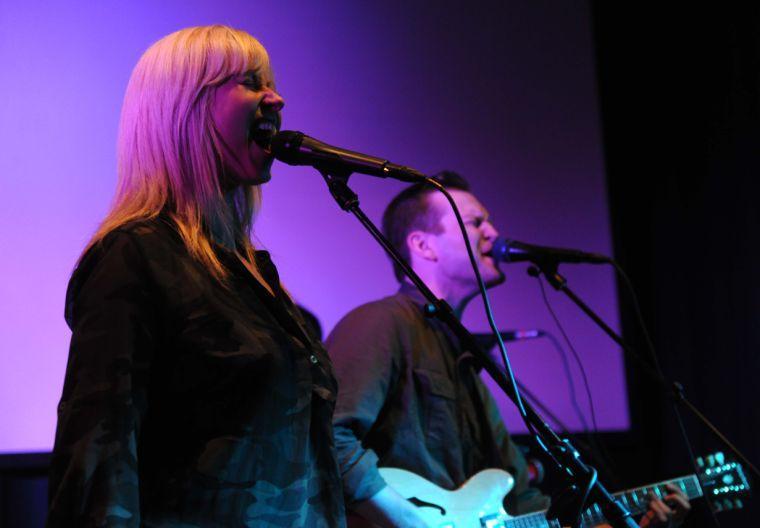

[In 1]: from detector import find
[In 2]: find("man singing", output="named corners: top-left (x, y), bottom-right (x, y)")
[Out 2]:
top-left (327, 171), bottom-right (689, 527)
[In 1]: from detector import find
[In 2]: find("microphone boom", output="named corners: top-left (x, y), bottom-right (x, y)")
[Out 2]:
top-left (271, 131), bottom-right (426, 183)
top-left (491, 238), bottom-right (611, 265)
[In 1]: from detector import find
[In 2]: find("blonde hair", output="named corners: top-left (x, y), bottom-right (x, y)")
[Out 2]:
top-left (84, 25), bottom-right (272, 280)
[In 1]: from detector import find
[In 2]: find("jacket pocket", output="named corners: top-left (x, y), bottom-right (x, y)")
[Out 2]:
top-left (413, 368), bottom-right (456, 400)
top-left (412, 368), bottom-right (458, 452)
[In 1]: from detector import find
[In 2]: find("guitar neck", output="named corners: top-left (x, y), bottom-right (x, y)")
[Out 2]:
top-left (503, 475), bottom-right (702, 528)
top-left (579, 474), bottom-right (703, 526)
top-left (503, 513), bottom-right (561, 528)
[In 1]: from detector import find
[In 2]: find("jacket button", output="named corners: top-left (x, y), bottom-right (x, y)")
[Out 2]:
top-left (310, 354), bottom-right (319, 364)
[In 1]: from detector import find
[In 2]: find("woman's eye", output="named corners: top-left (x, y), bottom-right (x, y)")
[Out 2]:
top-left (242, 77), bottom-right (262, 90)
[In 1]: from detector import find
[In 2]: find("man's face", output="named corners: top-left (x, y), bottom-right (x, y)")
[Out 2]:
top-left (428, 189), bottom-right (505, 292)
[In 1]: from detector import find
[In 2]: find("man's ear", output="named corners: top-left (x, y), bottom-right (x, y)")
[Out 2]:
top-left (407, 230), bottom-right (437, 262)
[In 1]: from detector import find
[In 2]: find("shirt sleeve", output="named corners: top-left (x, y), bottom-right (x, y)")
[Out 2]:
top-left (325, 302), bottom-right (403, 505)
top-left (476, 380), bottom-right (552, 516)
top-left (47, 231), bottom-right (159, 527)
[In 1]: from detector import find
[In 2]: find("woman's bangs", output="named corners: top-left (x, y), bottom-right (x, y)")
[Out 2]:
top-left (210, 30), bottom-right (270, 84)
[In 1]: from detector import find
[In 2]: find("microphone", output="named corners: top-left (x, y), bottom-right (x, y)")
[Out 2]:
top-left (473, 329), bottom-right (545, 351)
top-left (270, 131), bottom-right (426, 183)
top-left (490, 237), bottom-right (611, 264)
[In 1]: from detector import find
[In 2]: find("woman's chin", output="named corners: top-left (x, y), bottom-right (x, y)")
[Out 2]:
top-left (240, 151), bottom-right (274, 185)
top-left (238, 171), bottom-right (271, 186)
top-left (252, 171), bottom-right (272, 185)
top-left (229, 158), bottom-right (272, 186)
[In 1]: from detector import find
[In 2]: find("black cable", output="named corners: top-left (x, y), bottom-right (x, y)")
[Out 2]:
top-left (423, 181), bottom-right (641, 524)
top-left (514, 380), bottom-right (608, 479)
top-left (610, 262), bottom-right (661, 372)
top-left (535, 277), bottom-right (599, 435)
top-left (425, 178), bottom-right (549, 455)
top-left (546, 331), bottom-right (590, 430)
top-left (483, 326), bottom-right (611, 468)
top-left (534, 275), bottom-right (622, 487)
top-left (541, 330), bottom-right (590, 431)
top-left (612, 260), bottom-right (722, 527)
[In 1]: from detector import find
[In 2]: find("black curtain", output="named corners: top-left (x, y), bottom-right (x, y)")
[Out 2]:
top-left (591, 3), bottom-right (760, 526)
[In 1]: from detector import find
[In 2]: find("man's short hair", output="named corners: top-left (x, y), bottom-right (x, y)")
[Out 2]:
top-left (381, 170), bottom-right (470, 282)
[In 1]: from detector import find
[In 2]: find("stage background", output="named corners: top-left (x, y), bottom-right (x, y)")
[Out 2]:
top-left (591, 2), bottom-right (760, 524)
top-left (0, 0), bottom-right (626, 455)
top-left (2, 2), bottom-right (757, 528)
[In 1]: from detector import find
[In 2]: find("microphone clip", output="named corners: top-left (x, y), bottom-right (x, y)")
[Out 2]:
top-left (318, 167), bottom-right (358, 212)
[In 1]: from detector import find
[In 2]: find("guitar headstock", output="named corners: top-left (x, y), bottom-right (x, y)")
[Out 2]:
top-left (696, 451), bottom-right (751, 512)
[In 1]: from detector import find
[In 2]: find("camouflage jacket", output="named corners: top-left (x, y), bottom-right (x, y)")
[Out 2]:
top-left (327, 284), bottom-right (550, 517)
top-left (48, 218), bottom-right (346, 527)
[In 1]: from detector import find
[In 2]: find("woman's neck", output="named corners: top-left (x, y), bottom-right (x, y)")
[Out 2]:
top-left (209, 189), bottom-right (241, 250)
top-left (218, 187), bottom-right (275, 297)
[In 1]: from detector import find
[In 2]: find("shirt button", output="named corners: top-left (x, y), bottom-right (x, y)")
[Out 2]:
top-left (310, 354), bottom-right (319, 364)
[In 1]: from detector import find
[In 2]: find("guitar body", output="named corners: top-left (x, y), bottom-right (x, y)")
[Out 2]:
top-left (346, 453), bottom-right (749, 527)
top-left (348, 467), bottom-right (516, 527)
top-left (382, 467), bottom-right (514, 527)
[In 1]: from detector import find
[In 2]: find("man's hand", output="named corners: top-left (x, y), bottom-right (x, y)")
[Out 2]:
top-left (351, 485), bottom-right (429, 527)
top-left (638, 484), bottom-right (691, 527)
top-left (593, 484), bottom-right (691, 528)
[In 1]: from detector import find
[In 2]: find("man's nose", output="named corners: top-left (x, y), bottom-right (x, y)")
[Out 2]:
top-left (482, 221), bottom-right (499, 240)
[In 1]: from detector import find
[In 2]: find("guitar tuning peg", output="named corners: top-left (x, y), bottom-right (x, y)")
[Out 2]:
top-left (696, 457), bottom-right (704, 468)
top-left (715, 452), bottom-right (725, 465)
top-left (734, 499), bottom-right (743, 509)
top-left (723, 499), bottom-right (733, 510)
top-left (706, 454), bottom-right (715, 467)
top-left (713, 501), bottom-right (723, 512)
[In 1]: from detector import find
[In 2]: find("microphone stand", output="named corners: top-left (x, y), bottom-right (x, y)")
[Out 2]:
top-left (318, 168), bottom-right (638, 528)
top-left (527, 260), bottom-right (760, 498)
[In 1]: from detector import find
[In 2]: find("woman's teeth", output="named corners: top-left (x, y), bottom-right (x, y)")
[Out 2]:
top-left (251, 120), bottom-right (277, 150)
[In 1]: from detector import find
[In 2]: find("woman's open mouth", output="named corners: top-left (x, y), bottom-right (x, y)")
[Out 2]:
top-left (250, 118), bottom-right (278, 153)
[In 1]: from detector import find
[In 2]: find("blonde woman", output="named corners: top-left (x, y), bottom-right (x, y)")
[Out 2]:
top-left (48, 26), bottom-right (345, 527)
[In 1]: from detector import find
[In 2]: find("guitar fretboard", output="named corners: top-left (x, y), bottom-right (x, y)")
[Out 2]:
top-left (580, 475), bottom-right (702, 526)
top-left (504, 475), bottom-right (702, 528)
top-left (503, 514), bottom-right (559, 528)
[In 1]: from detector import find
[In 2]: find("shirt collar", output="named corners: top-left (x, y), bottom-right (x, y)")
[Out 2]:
top-left (398, 281), bottom-right (479, 368)
top-left (398, 280), bottom-right (429, 309)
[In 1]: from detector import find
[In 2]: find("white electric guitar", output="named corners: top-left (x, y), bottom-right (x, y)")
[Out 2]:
top-left (350, 452), bottom-right (749, 527)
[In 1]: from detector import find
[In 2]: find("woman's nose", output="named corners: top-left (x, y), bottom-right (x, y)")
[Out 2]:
top-left (262, 89), bottom-right (285, 112)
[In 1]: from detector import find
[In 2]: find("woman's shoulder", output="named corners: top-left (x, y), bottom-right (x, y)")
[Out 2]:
top-left (109, 215), bottom-right (181, 248)
top-left (86, 215), bottom-right (186, 264)
top-left (65, 217), bottom-right (183, 325)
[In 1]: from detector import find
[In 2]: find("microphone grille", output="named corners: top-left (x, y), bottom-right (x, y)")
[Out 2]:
top-left (270, 130), bottom-right (304, 164)
top-left (491, 237), bottom-right (512, 263)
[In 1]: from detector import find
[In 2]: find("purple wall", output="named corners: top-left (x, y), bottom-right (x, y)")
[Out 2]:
top-left (0, 0), bottom-right (627, 453)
